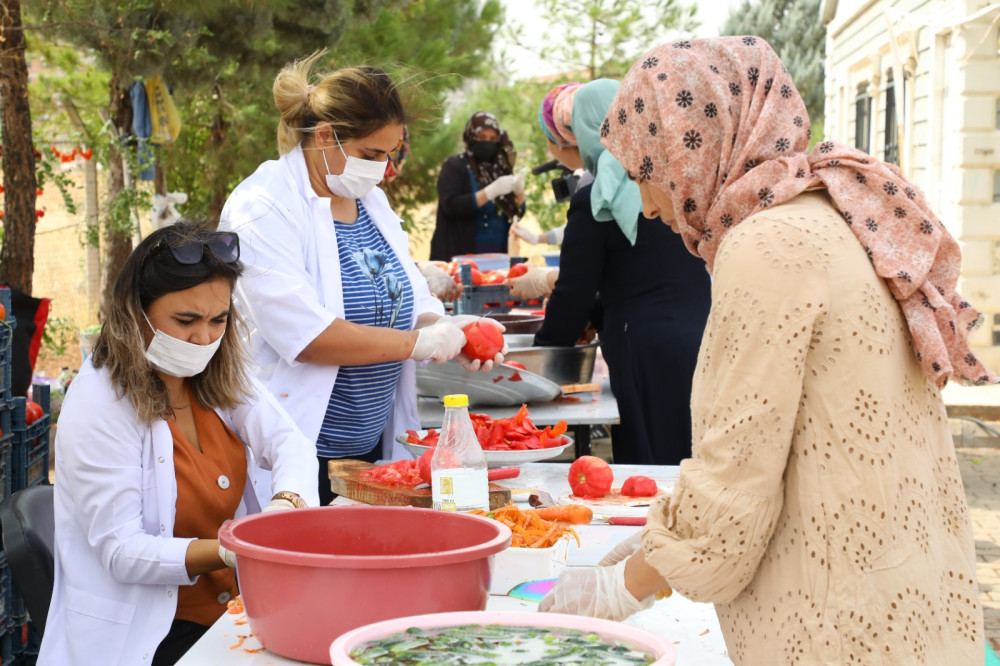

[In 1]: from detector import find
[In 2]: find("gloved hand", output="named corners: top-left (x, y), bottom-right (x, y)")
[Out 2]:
top-left (538, 559), bottom-right (655, 622)
top-left (419, 261), bottom-right (462, 301)
top-left (506, 266), bottom-right (555, 299)
top-left (447, 315), bottom-right (508, 373)
top-left (511, 222), bottom-right (540, 245)
top-left (219, 543), bottom-right (237, 568)
top-left (409, 318), bottom-right (466, 364)
top-left (598, 532), bottom-right (644, 566)
top-left (513, 169), bottom-right (527, 196)
top-left (483, 174), bottom-right (517, 200)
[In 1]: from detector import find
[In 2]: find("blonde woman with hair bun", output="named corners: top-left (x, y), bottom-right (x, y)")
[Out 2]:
top-left (220, 52), bottom-right (507, 506)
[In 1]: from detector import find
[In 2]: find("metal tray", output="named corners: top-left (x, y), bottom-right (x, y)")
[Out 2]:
top-left (415, 361), bottom-right (562, 407)
top-left (503, 340), bottom-right (599, 386)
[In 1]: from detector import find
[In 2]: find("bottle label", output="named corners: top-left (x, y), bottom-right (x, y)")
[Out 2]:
top-left (431, 468), bottom-right (489, 512)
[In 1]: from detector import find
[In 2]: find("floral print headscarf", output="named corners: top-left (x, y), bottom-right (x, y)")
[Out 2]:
top-left (600, 36), bottom-right (995, 387)
top-left (461, 111), bottom-right (520, 220)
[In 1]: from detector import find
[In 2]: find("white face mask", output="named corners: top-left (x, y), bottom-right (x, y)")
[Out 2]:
top-left (143, 312), bottom-right (223, 378)
top-left (321, 130), bottom-right (388, 199)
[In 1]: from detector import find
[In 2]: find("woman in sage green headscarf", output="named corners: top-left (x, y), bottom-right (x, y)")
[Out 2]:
top-left (528, 78), bottom-right (711, 465)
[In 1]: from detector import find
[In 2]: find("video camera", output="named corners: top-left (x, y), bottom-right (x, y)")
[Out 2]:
top-left (531, 159), bottom-right (581, 204)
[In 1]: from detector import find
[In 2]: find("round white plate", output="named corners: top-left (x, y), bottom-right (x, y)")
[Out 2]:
top-left (396, 431), bottom-right (573, 468)
top-left (557, 488), bottom-right (672, 518)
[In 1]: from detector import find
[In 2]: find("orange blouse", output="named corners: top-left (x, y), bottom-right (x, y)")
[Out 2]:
top-left (169, 388), bottom-right (248, 626)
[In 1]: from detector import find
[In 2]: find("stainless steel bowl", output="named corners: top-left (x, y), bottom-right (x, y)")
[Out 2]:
top-left (504, 341), bottom-right (599, 385)
top-left (487, 313), bottom-right (544, 335)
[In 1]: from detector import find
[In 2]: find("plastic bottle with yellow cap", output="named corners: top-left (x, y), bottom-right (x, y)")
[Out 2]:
top-left (431, 394), bottom-right (489, 511)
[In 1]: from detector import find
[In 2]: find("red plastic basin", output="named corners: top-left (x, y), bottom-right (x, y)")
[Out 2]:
top-left (218, 506), bottom-right (512, 664)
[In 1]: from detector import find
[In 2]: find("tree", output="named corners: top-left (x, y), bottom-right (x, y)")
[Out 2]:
top-left (0, 0), bottom-right (38, 293)
top-left (33, 0), bottom-right (404, 317)
top-left (720, 0), bottom-right (825, 130)
top-left (332, 0), bottom-right (504, 223)
top-left (505, 0), bottom-right (699, 80)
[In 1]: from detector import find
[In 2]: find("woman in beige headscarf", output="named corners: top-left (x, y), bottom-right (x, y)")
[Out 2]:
top-left (540, 36), bottom-right (991, 665)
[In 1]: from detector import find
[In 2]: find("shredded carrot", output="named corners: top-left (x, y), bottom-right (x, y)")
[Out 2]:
top-left (233, 616), bottom-right (249, 625)
top-left (229, 635), bottom-right (248, 650)
top-left (469, 503), bottom-right (578, 548)
top-left (243, 647), bottom-right (266, 653)
top-left (226, 595), bottom-right (244, 614)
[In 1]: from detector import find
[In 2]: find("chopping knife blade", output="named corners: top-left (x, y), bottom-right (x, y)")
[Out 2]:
top-left (528, 491), bottom-right (557, 508)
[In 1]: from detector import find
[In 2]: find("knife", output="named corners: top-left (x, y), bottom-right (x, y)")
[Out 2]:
top-left (606, 516), bottom-right (646, 526)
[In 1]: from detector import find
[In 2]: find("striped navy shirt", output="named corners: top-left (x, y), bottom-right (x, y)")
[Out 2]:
top-left (317, 202), bottom-right (414, 458)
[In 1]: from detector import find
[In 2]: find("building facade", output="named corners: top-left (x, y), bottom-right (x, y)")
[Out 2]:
top-left (821, 0), bottom-right (1000, 370)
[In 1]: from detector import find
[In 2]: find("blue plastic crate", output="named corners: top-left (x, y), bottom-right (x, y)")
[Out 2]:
top-left (0, 288), bottom-right (16, 406)
top-left (11, 386), bottom-right (50, 494)
top-left (0, 550), bottom-right (11, 635)
top-left (448, 262), bottom-right (543, 315)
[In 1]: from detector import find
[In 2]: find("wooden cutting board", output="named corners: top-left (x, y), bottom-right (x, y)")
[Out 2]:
top-left (328, 459), bottom-right (511, 510)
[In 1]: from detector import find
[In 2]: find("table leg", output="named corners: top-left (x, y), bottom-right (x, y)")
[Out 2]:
top-left (572, 424), bottom-right (591, 458)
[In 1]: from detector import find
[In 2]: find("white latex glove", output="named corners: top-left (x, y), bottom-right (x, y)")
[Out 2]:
top-left (511, 222), bottom-right (540, 245)
top-left (545, 224), bottom-right (566, 245)
top-left (538, 559), bottom-right (655, 622)
top-left (513, 169), bottom-right (527, 196)
top-left (505, 266), bottom-right (555, 299)
top-left (447, 315), bottom-right (508, 373)
top-left (219, 543), bottom-right (237, 568)
top-left (483, 174), bottom-right (517, 200)
top-left (598, 532), bottom-right (644, 566)
top-left (410, 319), bottom-right (466, 364)
top-left (419, 262), bottom-right (462, 301)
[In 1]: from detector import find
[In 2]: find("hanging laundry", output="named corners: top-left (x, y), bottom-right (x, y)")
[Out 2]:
top-left (144, 75), bottom-right (182, 144)
top-left (130, 81), bottom-right (155, 181)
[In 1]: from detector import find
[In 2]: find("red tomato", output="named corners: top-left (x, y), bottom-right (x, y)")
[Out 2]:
top-left (621, 475), bottom-right (658, 497)
top-left (568, 456), bottom-right (614, 498)
top-left (359, 459), bottom-right (423, 486)
top-left (418, 448), bottom-right (434, 485)
top-left (481, 270), bottom-right (506, 285)
top-left (470, 268), bottom-right (484, 286)
top-left (25, 401), bottom-right (44, 425)
top-left (508, 263), bottom-right (529, 278)
top-left (0, 303), bottom-right (5, 320)
top-left (461, 321), bottom-right (503, 362)
top-left (506, 361), bottom-right (526, 370)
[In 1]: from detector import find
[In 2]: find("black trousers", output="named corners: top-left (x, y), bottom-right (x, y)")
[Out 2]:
top-left (317, 446), bottom-right (381, 506)
top-left (152, 619), bottom-right (211, 666)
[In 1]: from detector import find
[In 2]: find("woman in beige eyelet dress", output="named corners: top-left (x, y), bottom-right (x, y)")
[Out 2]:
top-left (539, 36), bottom-right (994, 665)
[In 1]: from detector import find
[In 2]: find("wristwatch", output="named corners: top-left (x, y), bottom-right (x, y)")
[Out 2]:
top-left (270, 490), bottom-right (307, 508)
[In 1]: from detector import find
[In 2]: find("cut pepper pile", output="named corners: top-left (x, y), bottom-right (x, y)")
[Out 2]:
top-left (405, 404), bottom-right (568, 451)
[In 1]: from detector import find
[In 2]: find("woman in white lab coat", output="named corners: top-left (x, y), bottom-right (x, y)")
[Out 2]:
top-left (38, 222), bottom-right (319, 666)
top-left (220, 52), bottom-right (504, 505)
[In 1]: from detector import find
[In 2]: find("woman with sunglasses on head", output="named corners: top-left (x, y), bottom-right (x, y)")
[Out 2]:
top-left (428, 111), bottom-right (526, 261)
top-left (539, 37), bottom-right (993, 663)
top-left (39, 221), bottom-right (319, 666)
top-left (220, 53), bottom-right (505, 506)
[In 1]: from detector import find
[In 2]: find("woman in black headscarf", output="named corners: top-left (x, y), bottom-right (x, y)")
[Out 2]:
top-left (429, 112), bottom-right (525, 260)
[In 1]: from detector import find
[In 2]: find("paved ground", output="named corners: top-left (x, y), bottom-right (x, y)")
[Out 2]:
top-left (954, 421), bottom-right (1000, 651)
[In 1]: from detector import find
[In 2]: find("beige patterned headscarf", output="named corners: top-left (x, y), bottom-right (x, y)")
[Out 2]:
top-left (600, 36), bottom-right (995, 387)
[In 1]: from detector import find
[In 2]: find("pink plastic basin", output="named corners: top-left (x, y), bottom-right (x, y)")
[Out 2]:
top-left (218, 506), bottom-right (512, 664)
top-left (329, 610), bottom-right (678, 665)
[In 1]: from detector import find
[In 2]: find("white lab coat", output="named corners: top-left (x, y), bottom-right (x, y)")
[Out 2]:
top-left (37, 360), bottom-right (319, 666)
top-left (219, 144), bottom-right (443, 460)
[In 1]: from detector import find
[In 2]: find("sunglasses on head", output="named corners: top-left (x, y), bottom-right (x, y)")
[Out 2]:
top-left (160, 231), bottom-right (240, 265)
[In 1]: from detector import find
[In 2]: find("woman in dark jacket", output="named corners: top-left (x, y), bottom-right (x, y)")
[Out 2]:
top-left (429, 112), bottom-right (525, 260)
top-left (531, 80), bottom-right (711, 465)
